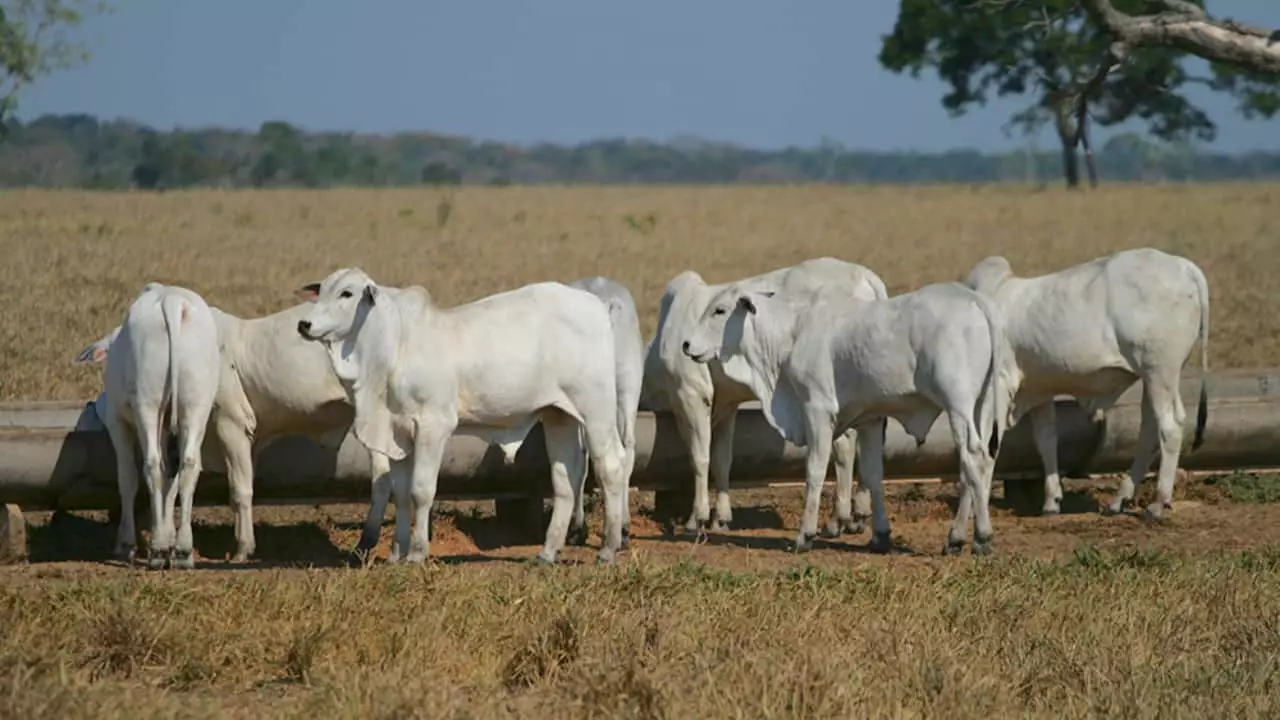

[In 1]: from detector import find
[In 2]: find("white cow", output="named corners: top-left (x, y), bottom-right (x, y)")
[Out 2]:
top-left (645, 257), bottom-right (889, 537)
top-left (492, 276), bottom-right (645, 548)
top-left (962, 247), bottom-right (1210, 519)
top-left (295, 268), bottom-right (630, 566)
top-left (78, 302), bottom-right (394, 563)
top-left (680, 281), bottom-right (1004, 555)
top-left (74, 283), bottom-right (221, 569)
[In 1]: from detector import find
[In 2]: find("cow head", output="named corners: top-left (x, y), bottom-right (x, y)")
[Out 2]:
top-left (681, 286), bottom-right (774, 364)
top-left (294, 267), bottom-right (380, 344)
top-left (73, 326), bottom-right (121, 365)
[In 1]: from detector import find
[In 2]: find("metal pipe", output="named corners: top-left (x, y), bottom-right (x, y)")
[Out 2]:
top-left (0, 369), bottom-right (1275, 512)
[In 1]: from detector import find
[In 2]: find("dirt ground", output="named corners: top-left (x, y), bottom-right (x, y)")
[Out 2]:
top-left (9, 473), bottom-right (1274, 580)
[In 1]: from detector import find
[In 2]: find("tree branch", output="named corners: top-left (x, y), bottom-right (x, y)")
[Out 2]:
top-left (1081, 0), bottom-right (1280, 74)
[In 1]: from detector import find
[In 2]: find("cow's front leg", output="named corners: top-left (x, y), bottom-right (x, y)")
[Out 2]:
top-left (856, 420), bottom-right (893, 554)
top-left (403, 415), bottom-right (454, 565)
top-left (708, 407), bottom-right (738, 532)
top-left (822, 428), bottom-right (863, 537)
top-left (672, 389), bottom-right (713, 534)
top-left (793, 415), bottom-right (833, 553)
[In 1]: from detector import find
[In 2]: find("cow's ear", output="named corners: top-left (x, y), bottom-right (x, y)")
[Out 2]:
top-left (737, 295), bottom-right (757, 315)
top-left (73, 342), bottom-right (109, 364)
top-left (295, 283), bottom-right (321, 302)
top-left (363, 284), bottom-right (378, 306)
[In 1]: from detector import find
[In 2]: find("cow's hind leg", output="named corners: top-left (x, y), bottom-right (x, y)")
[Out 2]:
top-left (581, 414), bottom-right (627, 566)
top-left (566, 427), bottom-right (591, 547)
top-left (1106, 386), bottom-right (1158, 516)
top-left (1142, 373), bottom-right (1187, 521)
top-left (537, 413), bottom-right (584, 565)
top-left (105, 414), bottom-right (140, 563)
top-left (1029, 403), bottom-right (1064, 515)
top-left (172, 419), bottom-right (210, 570)
top-left (136, 415), bottom-right (172, 570)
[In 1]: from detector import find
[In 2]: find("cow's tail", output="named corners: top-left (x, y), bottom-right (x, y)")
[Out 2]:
top-left (1187, 260), bottom-right (1211, 452)
top-left (973, 291), bottom-right (1003, 459)
top-left (159, 291), bottom-right (185, 453)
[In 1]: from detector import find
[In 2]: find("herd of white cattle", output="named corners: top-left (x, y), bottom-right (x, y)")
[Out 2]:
top-left (72, 247), bottom-right (1211, 570)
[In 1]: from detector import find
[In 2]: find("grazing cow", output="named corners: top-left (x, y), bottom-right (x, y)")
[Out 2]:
top-left (78, 302), bottom-right (394, 563)
top-left (295, 268), bottom-right (630, 566)
top-left (645, 257), bottom-right (889, 537)
top-left (680, 281), bottom-right (1004, 555)
top-left (493, 276), bottom-right (645, 548)
top-left (74, 283), bottom-right (221, 569)
top-left (962, 247), bottom-right (1210, 519)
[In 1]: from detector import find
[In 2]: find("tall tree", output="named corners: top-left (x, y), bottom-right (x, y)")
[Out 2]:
top-left (0, 1), bottom-right (106, 132)
top-left (878, 0), bottom-right (1280, 189)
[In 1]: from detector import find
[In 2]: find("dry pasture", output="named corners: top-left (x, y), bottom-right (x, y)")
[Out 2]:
top-left (2, 184), bottom-right (1280, 718)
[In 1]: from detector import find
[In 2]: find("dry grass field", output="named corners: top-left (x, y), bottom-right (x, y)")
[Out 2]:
top-left (0, 183), bottom-right (1276, 399)
top-left (3, 183), bottom-right (1280, 718)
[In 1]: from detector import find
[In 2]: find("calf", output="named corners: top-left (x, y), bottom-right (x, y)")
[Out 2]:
top-left (296, 269), bottom-right (630, 565)
top-left (78, 302), bottom-right (394, 563)
top-left (963, 247), bottom-right (1210, 519)
top-left (645, 257), bottom-right (889, 538)
top-left (75, 283), bottom-right (221, 569)
top-left (681, 281), bottom-right (1004, 555)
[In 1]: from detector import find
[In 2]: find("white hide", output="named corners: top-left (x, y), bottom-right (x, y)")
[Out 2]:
top-left (963, 247), bottom-right (1210, 518)
top-left (493, 276), bottom-right (645, 548)
top-left (681, 280), bottom-right (1004, 556)
top-left (295, 268), bottom-right (629, 566)
top-left (78, 301), bottom-right (394, 563)
top-left (74, 283), bottom-right (221, 569)
top-left (645, 256), bottom-right (889, 538)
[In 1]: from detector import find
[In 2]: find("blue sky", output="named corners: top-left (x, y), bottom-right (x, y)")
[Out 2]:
top-left (17, 0), bottom-right (1278, 152)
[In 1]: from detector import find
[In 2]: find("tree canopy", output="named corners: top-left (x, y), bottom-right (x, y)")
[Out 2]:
top-left (0, 1), bottom-right (105, 130)
top-left (879, 0), bottom-right (1280, 188)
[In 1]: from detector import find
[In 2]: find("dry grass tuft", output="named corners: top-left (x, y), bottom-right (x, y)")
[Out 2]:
top-left (3, 547), bottom-right (1280, 718)
top-left (1, 183), bottom-right (1277, 400)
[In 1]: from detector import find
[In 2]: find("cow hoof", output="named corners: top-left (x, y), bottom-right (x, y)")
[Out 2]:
top-left (533, 552), bottom-right (557, 566)
top-left (1041, 504), bottom-right (1061, 517)
top-left (943, 539), bottom-right (965, 556)
top-left (684, 517), bottom-right (708, 535)
top-left (790, 532), bottom-right (816, 553)
top-left (147, 554), bottom-right (168, 571)
top-left (172, 551), bottom-right (195, 570)
top-left (113, 544), bottom-right (136, 563)
top-left (1141, 505), bottom-right (1167, 523)
top-left (846, 518), bottom-right (867, 535)
top-left (1103, 499), bottom-right (1131, 517)
top-left (972, 537), bottom-right (994, 556)
top-left (710, 516), bottom-right (731, 533)
top-left (820, 519), bottom-right (843, 539)
top-left (567, 525), bottom-right (590, 547)
top-left (596, 549), bottom-right (616, 566)
top-left (868, 531), bottom-right (893, 555)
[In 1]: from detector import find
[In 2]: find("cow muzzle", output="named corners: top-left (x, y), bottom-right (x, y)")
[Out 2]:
top-left (681, 340), bottom-right (713, 364)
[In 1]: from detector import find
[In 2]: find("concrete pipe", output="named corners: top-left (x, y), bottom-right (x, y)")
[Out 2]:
top-left (0, 368), bottom-right (1276, 514)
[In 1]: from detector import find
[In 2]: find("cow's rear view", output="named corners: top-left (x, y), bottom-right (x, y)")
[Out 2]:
top-left (75, 282), bottom-right (221, 569)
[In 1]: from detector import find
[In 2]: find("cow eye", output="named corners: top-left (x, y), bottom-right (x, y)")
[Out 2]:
top-left (339, 290), bottom-right (353, 299)
top-left (712, 307), bottom-right (726, 317)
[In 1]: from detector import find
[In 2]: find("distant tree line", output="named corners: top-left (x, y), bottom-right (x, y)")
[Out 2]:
top-left (1, 113), bottom-right (1278, 189)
